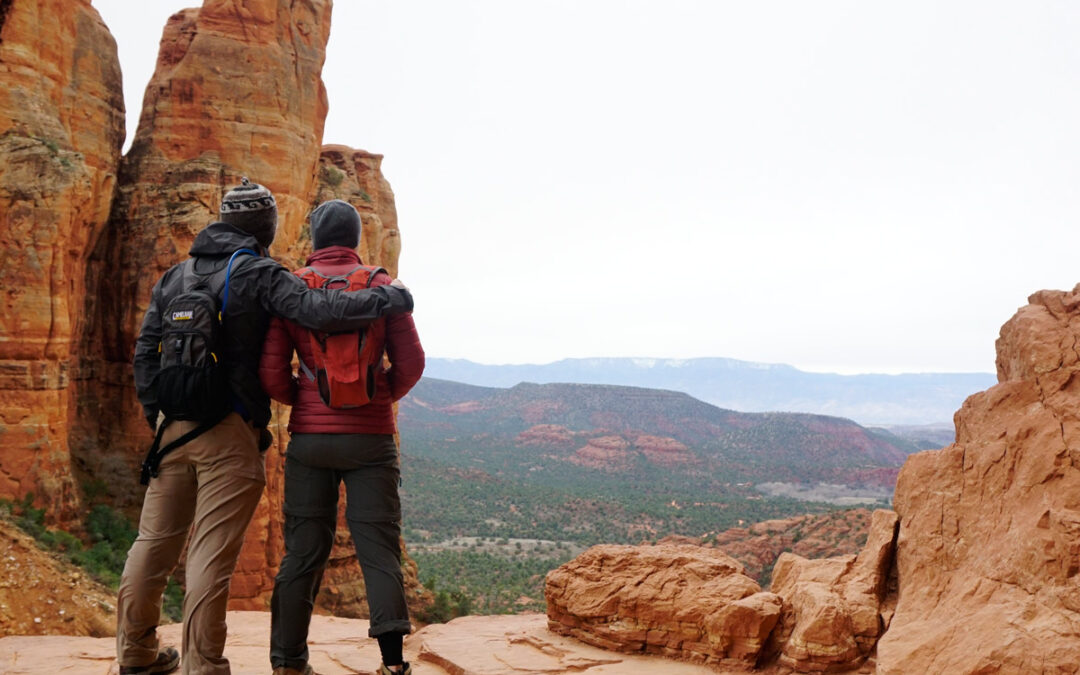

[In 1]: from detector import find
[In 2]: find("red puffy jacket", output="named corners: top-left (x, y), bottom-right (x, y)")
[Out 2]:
top-left (258, 246), bottom-right (425, 434)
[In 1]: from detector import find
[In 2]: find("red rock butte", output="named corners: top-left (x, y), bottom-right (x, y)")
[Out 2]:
top-left (0, 0), bottom-right (421, 619)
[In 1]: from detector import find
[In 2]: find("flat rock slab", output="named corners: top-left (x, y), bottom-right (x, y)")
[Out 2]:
top-left (0, 611), bottom-right (741, 674)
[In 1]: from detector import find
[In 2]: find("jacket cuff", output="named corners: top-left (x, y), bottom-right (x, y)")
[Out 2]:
top-left (381, 285), bottom-right (414, 314)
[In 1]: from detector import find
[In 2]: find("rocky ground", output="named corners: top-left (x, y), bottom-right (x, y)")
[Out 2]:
top-left (0, 611), bottom-right (751, 675)
top-left (0, 520), bottom-right (115, 638)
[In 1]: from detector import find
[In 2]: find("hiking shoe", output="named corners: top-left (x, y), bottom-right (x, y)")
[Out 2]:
top-left (272, 665), bottom-right (317, 675)
top-left (377, 663), bottom-right (412, 675)
top-left (118, 646), bottom-right (180, 674)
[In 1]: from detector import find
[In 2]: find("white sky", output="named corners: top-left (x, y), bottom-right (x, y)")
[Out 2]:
top-left (94, 1), bottom-right (1080, 374)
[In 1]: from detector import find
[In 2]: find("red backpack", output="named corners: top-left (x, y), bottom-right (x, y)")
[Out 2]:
top-left (295, 264), bottom-right (387, 408)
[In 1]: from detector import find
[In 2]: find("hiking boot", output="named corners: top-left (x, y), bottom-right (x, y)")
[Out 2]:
top-left (272, 665), bottom-right (317, 675)
top-left (377, 663), bottom-right (412, 675)
top-left (118, 647), bottom-right (180, 674)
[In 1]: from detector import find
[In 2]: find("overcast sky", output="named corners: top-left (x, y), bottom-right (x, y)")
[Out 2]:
top-left (94, 1), bottom-right (1080, 374)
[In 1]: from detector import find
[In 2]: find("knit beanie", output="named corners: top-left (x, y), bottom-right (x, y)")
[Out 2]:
top-left (310, 199), bottom-right (361, 250)
top-left (220, 177), bottom-right (278, 248)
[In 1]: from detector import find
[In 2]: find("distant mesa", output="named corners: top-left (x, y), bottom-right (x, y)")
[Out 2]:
top-left (400, 378), bottom-right (923, 491)
top-left (423, 356), bottom-right (996, 426)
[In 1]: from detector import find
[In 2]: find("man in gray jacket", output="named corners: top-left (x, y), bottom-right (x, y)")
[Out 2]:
top-left (117, 178), bottom-right (414, 675)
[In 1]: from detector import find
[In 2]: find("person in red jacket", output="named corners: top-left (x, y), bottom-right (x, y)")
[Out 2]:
top-left (259, 199), bottom-right (424, 675)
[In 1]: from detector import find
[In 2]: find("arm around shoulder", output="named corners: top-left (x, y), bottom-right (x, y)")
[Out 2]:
top-left (258, 261), bottom-right (413, 332)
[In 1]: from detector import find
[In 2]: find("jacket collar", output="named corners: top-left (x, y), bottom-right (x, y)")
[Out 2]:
top-left (306, 245), bottom-right (362, 266)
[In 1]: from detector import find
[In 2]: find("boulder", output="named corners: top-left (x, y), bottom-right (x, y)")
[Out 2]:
top-left (765, 509), bottom-right (898, 672)
top-left (546, 543), bottom-right (781, 666)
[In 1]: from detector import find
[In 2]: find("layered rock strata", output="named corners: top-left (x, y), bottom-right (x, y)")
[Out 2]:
top-left (0, 0), bottom-right (124, 522)
top-left (74, 0), bottom-right (333, 508)
top-left (303, 145), bottom-right (402, 276)
top-left (545, 544), bottom-right (782, 667)
top-left (876, 287), bottom-right (1080, 673)
top-left (0, 0), bottom-right (423, 619)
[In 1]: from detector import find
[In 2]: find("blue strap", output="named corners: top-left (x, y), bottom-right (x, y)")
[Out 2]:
top-left (221, 248), bottom-right (258, 317)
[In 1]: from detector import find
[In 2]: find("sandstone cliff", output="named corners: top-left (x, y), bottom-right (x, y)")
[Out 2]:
top-left (74, 0), bottom-right (333, 512)
top-left (0, 0), bottom-right (124, 524)
top-left (876, 287), bottom-right (1080, 673)
top-left (0, 0), bottom-right (422, 621)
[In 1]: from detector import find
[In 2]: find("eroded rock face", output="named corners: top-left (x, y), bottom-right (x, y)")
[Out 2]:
top-left (302, 145), bottom-right (402, 276)
top-left (877, 287), bottom-right (1080, 673)
top-left (74, 0), bottom-right (334, 510)
top-left (765, 509), bottom-right (898, 672)
top-left (0, 0), bottom-right (124, 522)
top-left (67, 0), bottom-right (337, 608)
top-left (545, 544), bottom-right (782, 666)
top-left (0, 0), bottom-right (423, 620)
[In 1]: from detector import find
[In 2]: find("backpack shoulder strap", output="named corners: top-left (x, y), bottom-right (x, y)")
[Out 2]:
top-left (357, 265), bottom-right (388, 289)
top-left (220, 248), bottom-right (258, 316)
top-left (177, 258), bottom-right (200, 295)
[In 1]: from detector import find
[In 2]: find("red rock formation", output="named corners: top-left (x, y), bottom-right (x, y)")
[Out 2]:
top-left (877, 287), bottom-right (1080, 673)
top-left (764, 509), bottom-right (897, 671)
top-left (545, 544), bottom-right (782, 666)
top-left (0, 0), bottom-right (124, 522)
top-left (74, 0), bottom-right (334, 510)
top-left (0, 0), bottom-right (425, 621)
top-left (679, 509), bottom-right (875, 584)
top-left (569, 435), bottom-right (633, 471)
top-left (516, 424), bottom-right (575, 447)
top-left (303, 146), bottom-right (402, 276)
top-left (633, 434), bottom-right (693, 466)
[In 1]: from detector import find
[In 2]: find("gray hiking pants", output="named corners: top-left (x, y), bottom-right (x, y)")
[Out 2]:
top-left (269, 433), bottom-right (411, 670)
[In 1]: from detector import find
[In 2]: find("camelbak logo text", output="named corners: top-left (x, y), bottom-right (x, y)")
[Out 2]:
top-left (172, 311), bottom-right (194, 321)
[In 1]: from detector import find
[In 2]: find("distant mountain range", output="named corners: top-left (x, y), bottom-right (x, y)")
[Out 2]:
top-left (422, 357), bottom-right (996, 425)
top-left (399, 378), bottom-right (930, 491)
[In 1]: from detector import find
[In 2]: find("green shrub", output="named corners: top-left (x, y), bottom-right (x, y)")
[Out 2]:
top-left (3, 495), bottom-right (185, 622)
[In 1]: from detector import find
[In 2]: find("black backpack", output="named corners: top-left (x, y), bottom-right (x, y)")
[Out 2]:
top-left (140, 248), bottom-right (256, 484)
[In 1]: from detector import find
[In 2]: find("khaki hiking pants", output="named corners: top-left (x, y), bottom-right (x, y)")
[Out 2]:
top-left (117, 413), bottom-right (266, 675)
